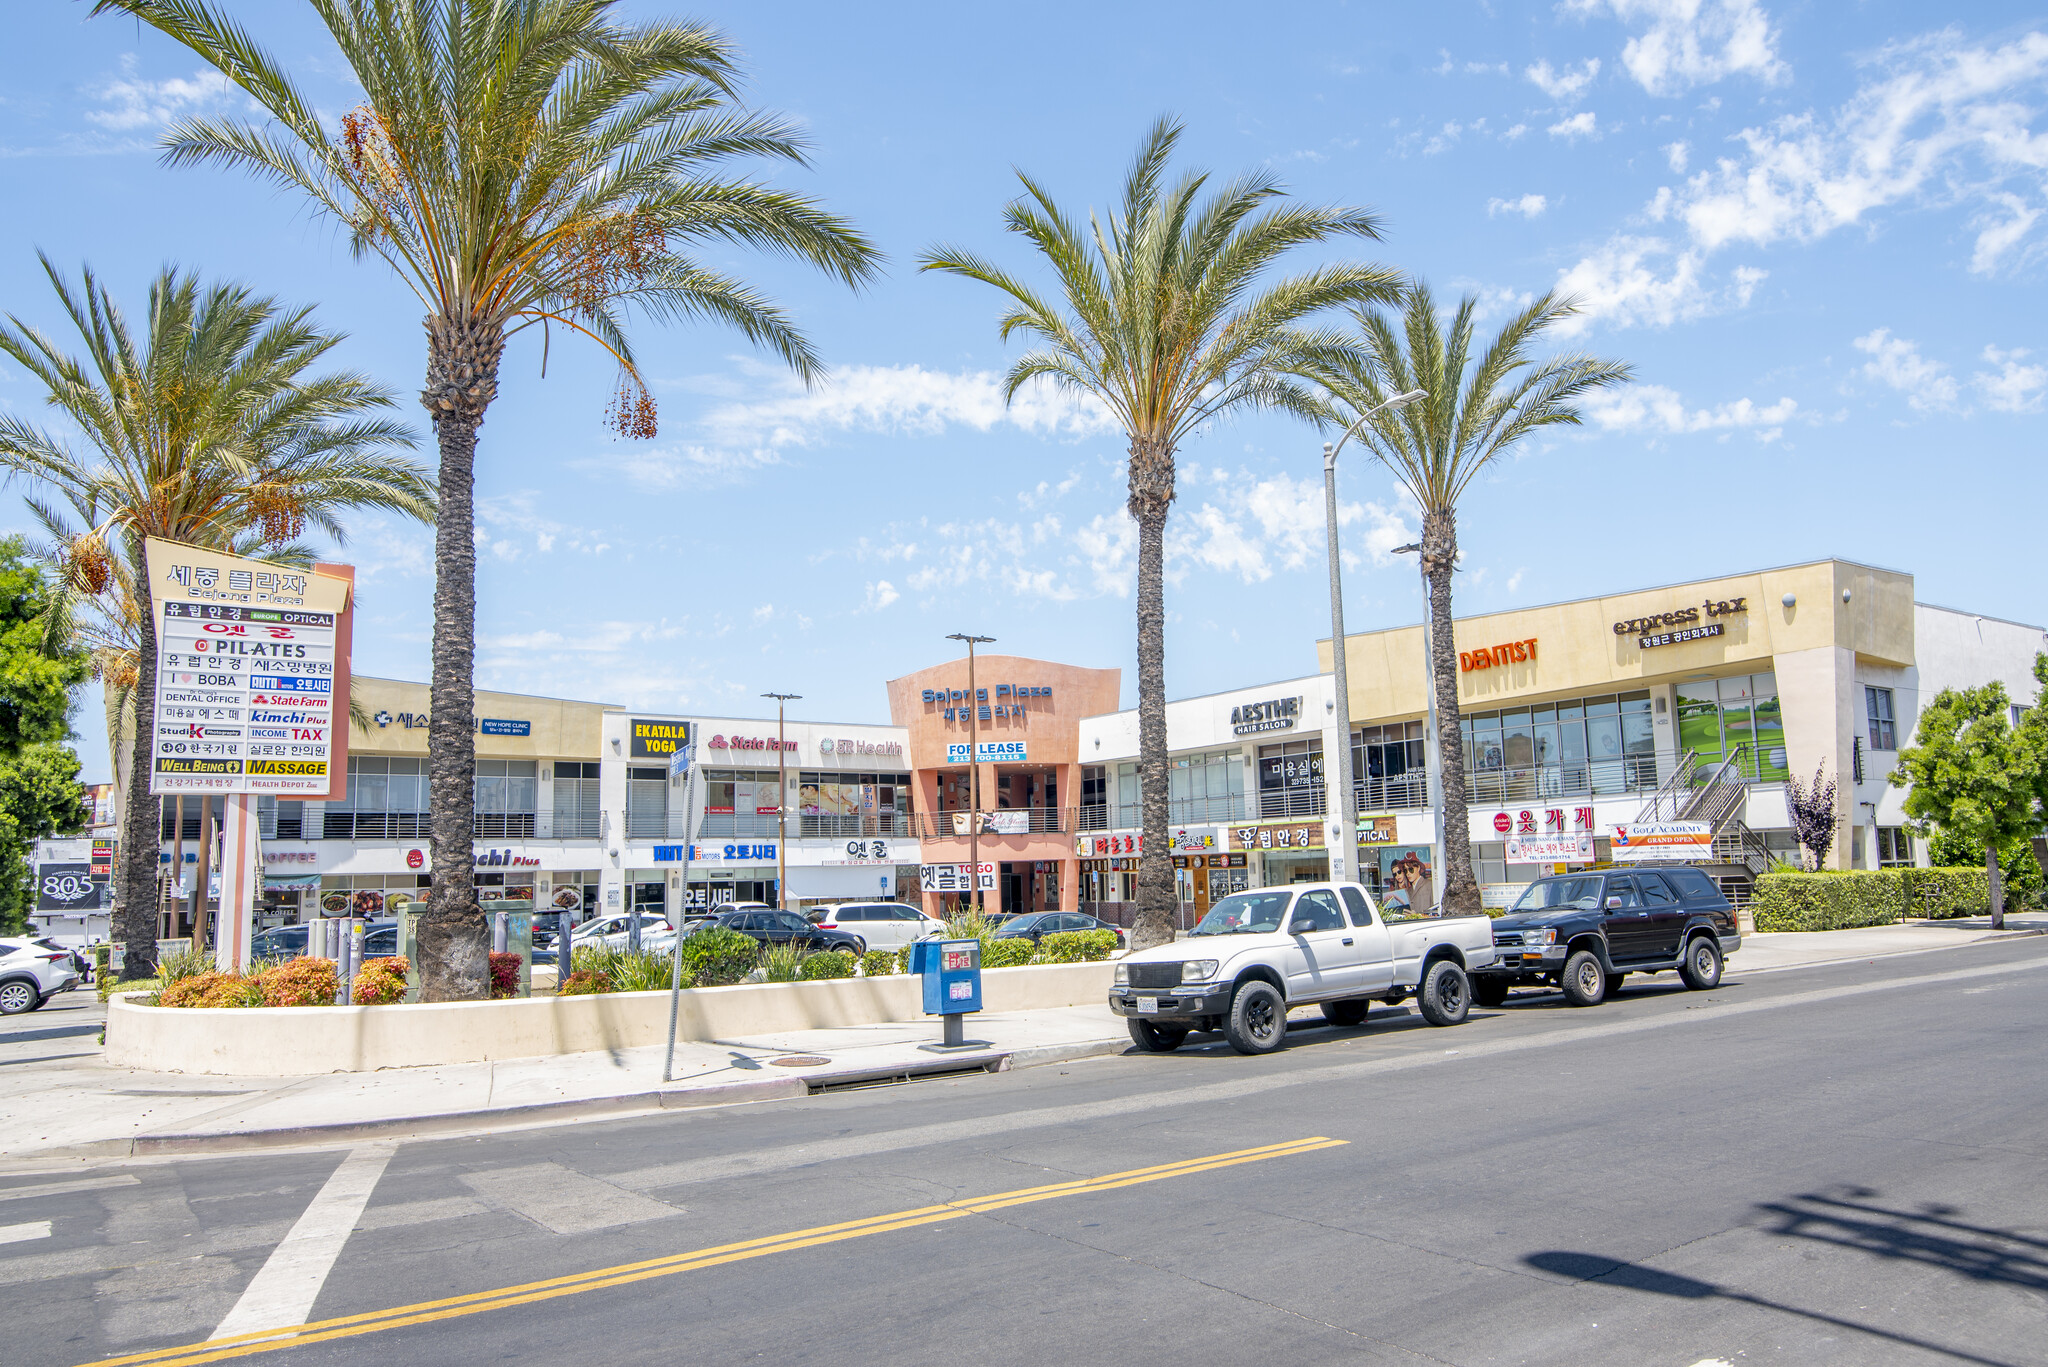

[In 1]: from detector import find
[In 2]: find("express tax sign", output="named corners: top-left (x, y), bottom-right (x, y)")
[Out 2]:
top-left (146, 538), bottom-right (351, 796)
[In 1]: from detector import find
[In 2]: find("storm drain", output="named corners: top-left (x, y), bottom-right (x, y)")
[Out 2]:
top-left (769, 1055), bottom-right (832, 1067)
top-left (805, 1059), bottom-right (1003, 1095)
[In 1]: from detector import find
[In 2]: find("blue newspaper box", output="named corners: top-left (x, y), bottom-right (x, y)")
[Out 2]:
top-left (911, 938), bottom-right (983, 1015)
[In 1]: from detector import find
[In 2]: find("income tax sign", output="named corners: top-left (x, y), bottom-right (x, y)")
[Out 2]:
top-left (145, 538), bottom-right (352, 796)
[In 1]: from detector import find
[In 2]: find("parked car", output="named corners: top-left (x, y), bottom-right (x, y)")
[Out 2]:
top-left (992, 911), bottom-right (1126, 948)
top-left (711, 909), bottom-right (865, 956)
top-left (0, 937), bottom-right (83, 1015)
top-left (571, 914), bottom-right (674, 951)
top-left (805, 902), bottom-right (944, 952)
top-left (251, 924), bottom-right (309, 960)
top-left (1108, 882), bottom-right (1498, 1055)
top-left (1472, 867), bottom-right (1740, 1007)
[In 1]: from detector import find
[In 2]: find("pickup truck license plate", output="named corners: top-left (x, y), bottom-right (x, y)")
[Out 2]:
top-left (1134, 996), bottom-right (1159, 1014)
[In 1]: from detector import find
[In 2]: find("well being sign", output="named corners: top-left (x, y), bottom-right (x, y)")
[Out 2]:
top-left (945, 741), bottom-right (1028, 764)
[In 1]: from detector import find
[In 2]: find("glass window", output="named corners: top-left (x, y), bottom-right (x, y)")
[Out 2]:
top-left (1604, 876), bottom-right (1640, 907)
top-left (1188, 891), bottom-right (1292, 935)
top-left (1338, 886), bottom-right (1376, 927)
top-left (1866, 686), bottom-right (1897, 751)
top-left (553, 762), bottom-right (601, 839)
top-left (1257, 739), bottom-right (1323, 818)
top-left (1291, 890), bottom-right (1345, 932)
top-left (1636, 872), bottom-right (1677, 904)
top-left (1511, 877), bottom-right (1603, 912)
top-left (626, 767), bottom-right (668, 838)
top-left (1876, 827), bottom-right (1913, 866)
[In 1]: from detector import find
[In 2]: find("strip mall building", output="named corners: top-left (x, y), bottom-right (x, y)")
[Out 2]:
top-left (118, 558), bottom-right (2042, 936)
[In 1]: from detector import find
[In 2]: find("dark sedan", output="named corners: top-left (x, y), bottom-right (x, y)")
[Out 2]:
top-left (990, 911), bottom-right (1126, 947)
top-left (710, 909), bottom-right (866, 956)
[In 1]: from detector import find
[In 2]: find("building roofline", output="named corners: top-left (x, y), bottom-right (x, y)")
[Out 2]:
top-left (1913, 601), bottom-right (2048, 633)
top-left (1315, 556), bottom-right (1913, 644)
top-left (355, 674), bottom-right (621, 710)
top-left (1077, 671), bottom-right (1327, 726)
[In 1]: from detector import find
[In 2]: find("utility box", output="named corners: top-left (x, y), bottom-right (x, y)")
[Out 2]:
top-left (911, 937), bottom-right (983, 1015)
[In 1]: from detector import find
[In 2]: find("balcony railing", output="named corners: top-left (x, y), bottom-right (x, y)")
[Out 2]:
top-left (911, 807), bottom-right (1074, 838)
top-left (698, 813), bottom-right (784, 839)
top-left (1080, 796), bottom-right (1251, 832)
top-left (1463, 756), bottom-right (1660, 808)
top-left (1356, 773), bottom-right (1429, 811)
top-left (799, 811), bottom-right (911, 839)
top-left (1257, 788), bottom-right (1328, 819)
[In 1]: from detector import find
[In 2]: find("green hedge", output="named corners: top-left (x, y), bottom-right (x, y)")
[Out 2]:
top-left (859, 949), bottom-right (898, 977)
top-left (1036, 929), bottom-right (1118, 963)
top-left (982, 937), bottom-right (1033, 968)
top-left (798, 950), bottom-right (856, 981)
top-left (677, 927), bottom-right (760, 986)
top-left (1751, 866), bottom-right (1997, 931)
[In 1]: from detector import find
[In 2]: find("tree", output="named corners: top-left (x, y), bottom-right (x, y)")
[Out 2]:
top-left (1891, 681), bottom-right (2045, 929)
top-left (99, 0), bottom-right (882, 999)
top-left (0, 258), bottom-right (433, 977)
top-left (1313, 286), bottom-right (1631, 914)
top-left (1784, 761), bottom-right (1839, 871)
top-left (920, 118), bottom-right (1401, 948)
top-left (0, 537), bottom-right (90, 935)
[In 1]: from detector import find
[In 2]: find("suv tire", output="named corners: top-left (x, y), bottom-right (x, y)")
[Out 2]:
top-left (1472, 977), bottom-right (1509, 1009)
top-left (1321, 999), bottom-right (1370, 1028)
top-left (0, 980), bottom-right (39, 1015)
top-left (1127, 1019), bottom-right (1189, 1052)
top-left (1224, 980), bottom-right (1287, 1055)
top-left (1679, 935), bottom-right (1723, 990)
top-left (1417, 961), bottom-right (1470, 1026)
top-left (1561, 950), bottom-right (1608, 1006)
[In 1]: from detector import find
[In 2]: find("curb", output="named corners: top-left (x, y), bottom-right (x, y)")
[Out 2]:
top-left (26, 1037), bottom-right (1136, 1160)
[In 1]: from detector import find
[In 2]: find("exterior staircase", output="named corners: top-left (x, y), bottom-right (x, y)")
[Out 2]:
top-left (1634, 745), bottom-right (1769, 917)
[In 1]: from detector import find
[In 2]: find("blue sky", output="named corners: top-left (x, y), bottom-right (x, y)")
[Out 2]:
top-left (6, 2), bottom-right (2046, 782)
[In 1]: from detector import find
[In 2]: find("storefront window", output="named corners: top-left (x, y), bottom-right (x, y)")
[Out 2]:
top-left (799, 771), bottom-right (909, 837)
top-left (1461, 692), bottom-right (1656, 804)
top-left (474, 760), bottom-right (537, 837)
top-left (1353, 722), bottom-right (1428, 810)
top-left (547, 870), bottom-right (602, 922)
top-left (1677, 673), bottom-right (1788, 780)
top-left (1081, 765), bottom-right (1108, 830)
top-left (701, 769), bottom-right (784, 838)
top-left (321, 758), bottom-right (427, 838)
top-left (1168, 750), bottom-right (1244, 823)
top-left (625, 767), bottom-right (667, 838)
top-left (553, 762), bottom-right (601, 838)
top-left (1257, 739), bottom-right (1324, 818)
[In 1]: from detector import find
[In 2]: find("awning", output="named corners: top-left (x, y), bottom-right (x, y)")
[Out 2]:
top-left (263, 873), bottom-right (322, 890)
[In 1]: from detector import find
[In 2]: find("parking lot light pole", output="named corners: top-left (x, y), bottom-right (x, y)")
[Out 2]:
top-left (762, 692), bottom-right (800, 909)
top-left (1320, 389), bottom-right (1427, 886)
top-left (946, 633), bottom-right (996, 918)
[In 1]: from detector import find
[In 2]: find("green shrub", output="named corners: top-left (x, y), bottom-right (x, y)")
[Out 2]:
top-left (895, 943), bottom-right (916, 974)
top-left (982, 937), bottom-right (1033, 968)
top-left (556, 970), bottom-right (611, 996)
top-left (1036, 929), bottom-right (1119, 963)
top-left (156, 946), bottom-right (213, 987)
top-left (256, 957), bottom-right (338, 1006)
top-left (1752, 871), bottom-right (1908, 932)
top-left (761, 940), bottom-right (806, 982)
top-left (571, 944), bottom-right (687, 992)
top-left (677, 927), bottom-right (760, 986)
top-left (799, 950), bottom-right (856, 981)
top-left (156, 970), bottom-right (263, 1008)
top-left (859, 949), bottom-right (898, 977)
top-left (1902, 866), bottom-right (1992, 919)
top-left (351, 956), bottom-right (409, 1006)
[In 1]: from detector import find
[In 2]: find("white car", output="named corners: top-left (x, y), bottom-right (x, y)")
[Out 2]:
top-left (1109, 881), bottom-right (1499, 1055)
top-left (570, 913), bottom-right (674, 951)
top-left (0, 937), bottom-right (83, 1015)
top-left (805, 902), bottom-right (945, 953)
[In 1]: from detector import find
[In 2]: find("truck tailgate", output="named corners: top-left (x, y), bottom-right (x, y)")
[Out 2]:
top-left (1386, 914), bottom-right (1499, 984)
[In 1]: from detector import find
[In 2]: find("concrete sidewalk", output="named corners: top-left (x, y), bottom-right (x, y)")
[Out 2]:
top-left (4, 914), bottom-right (2040, 1166)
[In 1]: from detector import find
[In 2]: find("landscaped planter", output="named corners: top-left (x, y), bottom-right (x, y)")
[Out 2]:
top-left (103, 961), bottom-right (1116, 1076)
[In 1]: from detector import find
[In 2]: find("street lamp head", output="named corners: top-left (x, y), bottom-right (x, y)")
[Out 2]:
top-left (1386, 388), bottom-right (1427, 410)
top-left (945, 632), bottom-right (996, 645)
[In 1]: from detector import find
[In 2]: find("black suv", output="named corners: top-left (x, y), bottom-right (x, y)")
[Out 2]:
top-left (1471, 866), bottom-right (1740, 1007)
top-left (709, 909), bottom-right (866, 956)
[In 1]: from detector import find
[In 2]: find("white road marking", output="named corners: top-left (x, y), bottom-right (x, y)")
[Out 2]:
top-left (208, 1144), bottom-right (394, 1341)
top-left (458, 1162), bottom-right (677, 1235)
top-left (0, 1221), bottom-right (51, 1244)
top-left (0, 1175), bottom-right (139, 1202)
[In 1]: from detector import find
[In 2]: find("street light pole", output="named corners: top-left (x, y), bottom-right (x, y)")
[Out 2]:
top-left (1320, 389), bottom-right (1427, 890)
top-left (762, 692), bottom-right (800, 910)
top-left (946, 632), bottom-right (996, 918)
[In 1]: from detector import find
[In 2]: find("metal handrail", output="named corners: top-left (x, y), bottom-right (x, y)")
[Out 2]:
top-left (1635, 750), bottom-right (1703, 824)
top-left (1680, 744), bottom-right (1756, 834)
top-left (911, 807), bottom-right (1076, 838)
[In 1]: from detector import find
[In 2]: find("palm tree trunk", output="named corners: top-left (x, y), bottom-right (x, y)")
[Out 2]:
top-left (117, 548), bottom-right (161, 980)
top-left (1423, 509), bottom-right (1482, 916)
top-left (416, 314), bottom-right (502, 1001)
top-left (1128, 435), bottom-right (1176, 950)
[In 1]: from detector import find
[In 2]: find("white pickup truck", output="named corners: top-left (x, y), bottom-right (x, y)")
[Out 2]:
top-left (1108, 881), bottom-right (1499, 1055)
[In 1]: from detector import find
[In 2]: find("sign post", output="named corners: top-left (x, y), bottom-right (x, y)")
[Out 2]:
top-left (662, 739), bottom-right (700, 1084)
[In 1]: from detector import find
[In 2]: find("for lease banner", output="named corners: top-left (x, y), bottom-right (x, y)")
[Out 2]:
top-left (145, 538), bottom-right (351, 795)
top-left (1609, 822), bottom-right (1715, 862)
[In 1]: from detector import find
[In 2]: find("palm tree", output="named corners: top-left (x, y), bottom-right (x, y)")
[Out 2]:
top-left (96, 0), bottom-right (883, 998)
top-left (921, 118), bottom-right (1401, 949)
top-left (1316, 285), bottom-right (1632, 914)
top-left (0, 256), bottom-right (433, 978)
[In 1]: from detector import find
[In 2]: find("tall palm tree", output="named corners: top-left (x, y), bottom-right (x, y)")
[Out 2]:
top-left (921, 118), bottom-right (1401, 949)
top-left (0, 256), bottom-right (433, 978)
top-left (1317, 285), bottom-right (1632, 914)
top-left (97, 0), bottom-right (882, 998)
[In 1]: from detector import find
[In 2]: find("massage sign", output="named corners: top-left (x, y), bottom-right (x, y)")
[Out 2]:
top-left (145, 537), bottom-right (350, 795)
top-left (1616, 597), bottom-right (1749, 649)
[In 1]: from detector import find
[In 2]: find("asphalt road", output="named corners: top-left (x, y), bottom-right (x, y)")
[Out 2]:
top-left (6, 938), bottom-right (2047, 1367)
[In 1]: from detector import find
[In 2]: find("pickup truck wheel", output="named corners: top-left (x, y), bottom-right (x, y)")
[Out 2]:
top-left (1224, 981), bottom-right (1286, 1055)
top-left (1417, 961), bottom-right (1470, 1026)
top-left (1471, 977), bottom-right (1509, 1009)
top-left (1679, 936), bottom-right (1723, 990)
top-left (1560, 951), bottom-right (1608, 1006)
top-left (1320, 999), bottom-right (1369, 1027)
top-left (1127, 1019), bottom-right (1189, 1052)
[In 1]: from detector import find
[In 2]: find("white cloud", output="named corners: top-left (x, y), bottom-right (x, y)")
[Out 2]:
top-left (1970, 193), bottom-right (2043, 275)
top-left (863, 579), bottom-right (901, 611)
top-left (1548, 111), bottom-right (1599, 140)
top-left (1503, 123), bottom-right (1530, 141)
top-left (84, 56), bottom-right (236, 132)
top-left (1975, 344), bottom-right (2048, 412)
top-left (1852, 328), bottom-right (1959, 410)
top-left (1554, 236), bottom-right (1714, 332)
top-left (1488, 193), bottom-right (1549, 218)
top-left (1566, 0), bottom-right (1788, 96)
top-left (1074, 513), bottom-right (1136, 597)
top-left (1525, 57), bottom-right (1602, 101)
top-left (1507, 568), bottom-right (1528, 593)
top-left (1664, 140), bottom-right (1690, 172)
top-left (1584, 381), bottom-right (1800, 438)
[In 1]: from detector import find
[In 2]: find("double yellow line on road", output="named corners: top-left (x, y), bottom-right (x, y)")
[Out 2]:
top-left (87, 1136), bottom-right (1346, 1367)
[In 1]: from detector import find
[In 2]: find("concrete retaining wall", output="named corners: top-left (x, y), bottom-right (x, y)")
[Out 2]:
top-left (103, 961), bottom-right (1117, 1076)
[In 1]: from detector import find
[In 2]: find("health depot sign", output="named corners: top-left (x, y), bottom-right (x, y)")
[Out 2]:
top-left (145, 538), bottom-right (350, 796)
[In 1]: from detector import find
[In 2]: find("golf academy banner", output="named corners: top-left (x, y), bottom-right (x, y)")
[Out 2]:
top-left (144, 538), bottom-right (353, 796)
